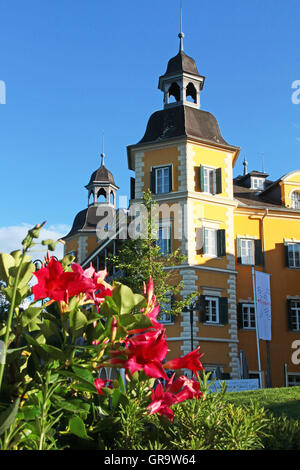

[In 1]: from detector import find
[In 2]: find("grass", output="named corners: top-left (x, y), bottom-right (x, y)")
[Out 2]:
top-left (224, 386), bottom-right (300, 420)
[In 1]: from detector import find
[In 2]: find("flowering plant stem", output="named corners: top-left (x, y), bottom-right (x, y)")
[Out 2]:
top-left (0, 235), bottom-right (33, 392)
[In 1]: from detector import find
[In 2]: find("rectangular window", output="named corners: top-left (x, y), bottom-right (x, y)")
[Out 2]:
top-left (199, 166), bottom-right (222, 195)
top-left (240, 239), bottom-right (255, 265)
top-left (287, 243), bottom-right (300, 268)
top-left (203, 228), bottom-right (217, 257)
top-left (251, 177), bottom-right (264, 190)
top-left (288, 374), bottom-right (300, 387)
top-left (151, 166), bottom-right (172, 194)
top-left (203, 167), bottom-right (216, 194)
top-left (204, 296), bottom-right (219, 323)
top-left (290, 300), bottom-right (300, 331)
top-left (157, 221), bottom-right (172, 255)
top-left (158, 294), bottom-right (174, 324)
top-left (242, 303), bottom-right (256, 329)
top-left (291, 192), bottom-right (300, 209)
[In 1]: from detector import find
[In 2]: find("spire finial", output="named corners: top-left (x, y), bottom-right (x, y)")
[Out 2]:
top-left (178, 0), bottom-right (184, 52)
top-left (101, 133), bottom-right (105, 166)
top-left (243, 155), bottom-right (248, 176)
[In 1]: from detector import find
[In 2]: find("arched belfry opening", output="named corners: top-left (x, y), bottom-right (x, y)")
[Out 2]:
top-left (168, 82), bottom-right (181, 103)
top-left (97, 188), bottom-right (107, 203)
top-left (186, 82), bottom-right (197, 103)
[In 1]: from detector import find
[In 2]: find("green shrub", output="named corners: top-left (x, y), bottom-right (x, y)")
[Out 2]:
top-left (262, 414), bottom-right (300, 450)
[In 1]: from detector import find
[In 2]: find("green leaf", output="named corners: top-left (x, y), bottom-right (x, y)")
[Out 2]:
top-left (113, 284), bottom-right (146, 314)
top-left (69, 416), bottom-right (92, 440)
top-left (12, 261), bottom-right (35, 289)
top-left (53, 399), bottom-right (90, 416)
top-left (0, 253), bottom-right (15, 284)
top-left (119, 313), bottom-right (153, 332)
top-left (58, 370), bottom-right (97, 394)
top-left (60, 253), bottom-right (75, 268)
top-left (71, 366), bottom-right (94, 384)
top-left (69, 308), bottom-right (87, 339)
top-left (21, 306), bottom-right (43, 328)
top-left (0, 399), bottom-right (20, 436)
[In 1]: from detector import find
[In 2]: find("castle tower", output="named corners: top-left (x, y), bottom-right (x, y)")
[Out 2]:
top-left (63, 146), bottom-right (118, 264)
top-left (127, 26), bottom-right (241, 379)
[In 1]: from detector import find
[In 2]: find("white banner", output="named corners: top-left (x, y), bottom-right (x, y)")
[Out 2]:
top-left (255, 271), bottom-right (272, 340)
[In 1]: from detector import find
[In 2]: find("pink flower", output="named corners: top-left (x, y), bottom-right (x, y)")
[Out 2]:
top-left (164, 347), bottom-right (204, 376)
top-left (72, 263), bottom-right (113, 310)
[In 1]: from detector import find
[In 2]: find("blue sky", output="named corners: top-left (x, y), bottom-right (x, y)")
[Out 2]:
top-left (0, 0), bottom-right (300, 253)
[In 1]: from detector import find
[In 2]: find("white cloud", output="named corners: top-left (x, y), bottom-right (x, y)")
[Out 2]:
top-left (0, 223), bottom-right (71, 261)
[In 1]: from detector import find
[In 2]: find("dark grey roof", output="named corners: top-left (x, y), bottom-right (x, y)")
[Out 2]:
top-left (233, 180), bottom-right (283, 208)
top-left (162, 51), bottom-right (201, 78)
top-left (86, 164), bottom-right (116, 186)
top-left (139, 105), bottom-right (229, 146)
top-left (63, 206), bottom-right (108, 239)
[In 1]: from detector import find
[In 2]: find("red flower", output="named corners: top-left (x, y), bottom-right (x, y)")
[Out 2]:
top-left (94, 378), bottom-right (113, 395)
top-left (32, 257), bottom-right (95, 303)
top-left (106, 329), bottom-right (169, 380)
top-left (147, 381), bottom-right (177, 421)
top-left (163, 347), bottom-right (204, 376)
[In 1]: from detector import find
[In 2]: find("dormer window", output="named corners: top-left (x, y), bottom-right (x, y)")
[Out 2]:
top-left (291, 191), bottom-right (300, 209)
top-left (251, 177), bottom-right (265, 190)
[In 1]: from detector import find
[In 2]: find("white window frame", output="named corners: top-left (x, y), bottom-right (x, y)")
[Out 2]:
top-left (157, 220), bottom-right (172, 255)
top-left (203, 227), bottom-right (218, 257)
top-left (204, 296), bottom-right (219, 324)
top-left (251, 177), bottom-right (264, 190)
top-left (288, 243), bottom-right (300, 268)
top-left (291, 191), bottom-right (300, 209)
top-left (242, 303), bottom-right (256, 329)
top-left (290, 300), bottom-right (300, 331)
top-left (155, 166), bottom-right (170, 194)
top-left (240, 238), bottom-right (255, 265)
top-left (203, 166), bottom-right (216, 194)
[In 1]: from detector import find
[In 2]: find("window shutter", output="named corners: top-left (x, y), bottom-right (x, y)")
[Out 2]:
top-left (237, 303), bottom-right (244, 329)
top-left (236, 238), bottom-right (241, 264)
top-left (219, 297), bottom-right (228, 325)
top-left (254, 239), bottom-right (263, 266)
top-left (216, 168), bottom-right (222, 194)
top-left (217, 229), bottom-right (226, 257)
top-left (199, 295), bottom-right (207, 323)
top-left (168, 165), bottom-right (173, 192)
top-left (150, 169), bottom-right (155, 193)
top-left (287, 299), bottom-right (293, 331)
top-left (284, 242), bottom-right (290, 267)
top-left (196, 227), bottom-right (204, 254)
top-left (130, 177), bottom-right (135, 200)
top-left (199, 166), bottom-right (205, 192)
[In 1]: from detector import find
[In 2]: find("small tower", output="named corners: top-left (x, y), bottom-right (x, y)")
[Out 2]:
top-left (85, 147), bottom-right (119, 208)
top-left (63, 142), bottom-right (119, 264)
top-left (158, 12), bottom-right (205, 109)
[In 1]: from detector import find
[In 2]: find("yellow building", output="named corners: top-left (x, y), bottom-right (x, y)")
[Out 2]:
top-left (64, 34), bottom-right (300, 388)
